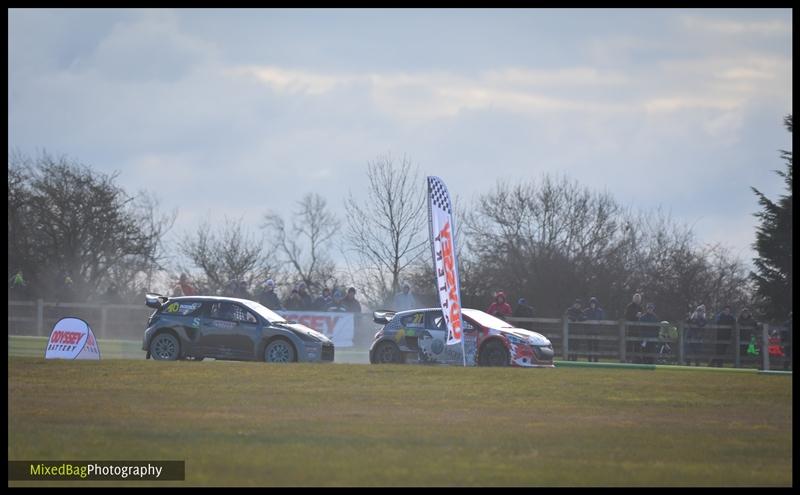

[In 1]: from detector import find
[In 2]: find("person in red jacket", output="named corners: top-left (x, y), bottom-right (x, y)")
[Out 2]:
top-left (487, 291), bottom-right (513, 320)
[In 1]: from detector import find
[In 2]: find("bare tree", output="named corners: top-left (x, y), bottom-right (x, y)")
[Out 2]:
top-left (7, 150), bottom-right (174, 301)
top-left (178, 217), bottom-right (275, 295)
top-left (343, 154), bottom-right (427, 306)
top-left (462, 174), bottom-right (753, 321)
top-left (262, 193), bottom-right (339, 291)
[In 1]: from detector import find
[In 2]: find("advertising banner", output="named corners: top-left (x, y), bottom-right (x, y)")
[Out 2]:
top-left (45, 317), bottom-right (101, 360)
top-left (427, 176), bottom-right (464, 350)
top-left (277, 311), bottom-right (354, 348)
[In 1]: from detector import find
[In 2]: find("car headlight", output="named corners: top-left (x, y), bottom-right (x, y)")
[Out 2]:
top-left (295, 331), bottom-right (322, 343)
top-left (530, 337), bottom-right (551, 347)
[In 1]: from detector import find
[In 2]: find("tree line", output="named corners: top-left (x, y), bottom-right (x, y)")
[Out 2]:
top-left (8, 116), bottom-right (791, 322)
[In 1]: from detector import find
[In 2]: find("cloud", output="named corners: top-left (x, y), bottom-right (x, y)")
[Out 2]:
top-left (71, 12), bottom-right (219, 82)
top-left (681, 15), bottom-right (791, 36)
top-left (231, 65), bottom-right (629, 121)
top-left (7, 9), bottom-right (792, 267)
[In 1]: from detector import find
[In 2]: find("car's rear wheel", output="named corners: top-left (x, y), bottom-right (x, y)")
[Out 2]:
top-left (150, 333), bottom-right (180, 361)
top-left (479, 339), bottom-right (509, 367)
top-left (373, 341), bottom-right (401, 364)
top-left (265, 338), bottom-right (296, 363)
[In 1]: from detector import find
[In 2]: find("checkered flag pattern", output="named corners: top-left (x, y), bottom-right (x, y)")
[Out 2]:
top-left (427, 176), bottom-right (452, 214)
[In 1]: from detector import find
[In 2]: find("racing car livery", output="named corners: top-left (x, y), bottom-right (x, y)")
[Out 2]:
top-left (369, 308), bottom-right (554, 367)
top-left (142, 294), bottom-right (334, 363)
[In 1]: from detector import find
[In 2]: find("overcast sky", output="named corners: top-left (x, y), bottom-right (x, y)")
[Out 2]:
top-left (8, 8), bottom-right (793, 268)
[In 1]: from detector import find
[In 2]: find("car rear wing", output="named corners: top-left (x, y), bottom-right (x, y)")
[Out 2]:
top-left (373, 310), bottom-right (396, 325)
top-left (145, 292), bottom-right (170, 309)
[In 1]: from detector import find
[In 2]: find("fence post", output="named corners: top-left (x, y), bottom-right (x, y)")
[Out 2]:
top-left (618, 320), bottom-right (626, 363)
top-left (677, 322), bottom-right (685, 366)
top-left (101, 305), bottom-right (108, 340)
top-left (733, 320), bottom-right (740, 368)
top-left (37, 299), bottom-right (44, 336)
top-left (762, 323), bottom-right (769, 371)
top-left (562, 317), bottom-right (569, 360)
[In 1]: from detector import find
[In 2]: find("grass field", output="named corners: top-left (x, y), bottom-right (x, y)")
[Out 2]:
top-left (8, 355), bottom-right (792, 486)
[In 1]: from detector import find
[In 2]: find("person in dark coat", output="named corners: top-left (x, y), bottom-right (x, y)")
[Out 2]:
top-left (513, 298), bottom-right (535, 318)
top-left (712, 305), bottom-right (736, 367)
top-left (624, 293), bottom-right (644, 362)
top-left (582, 297), bottom-right (605, 362)
top-left (781, 312), bottom-right (792, 371)
top-left (638, 302), bottom-right (659, 364)
top-left (341, 287), bottom-right (362, 313)
top-left (297, 282), bottom-right (313, 310)
top-left (565, 298), bottom-right (585, 361)
top-left (687, 305), bottom-right (708, 366)
top-left (313, 287), bottom-right (333, 311)
top-left (258, 279), bottom-right (283, 310)
top-left (284, 289), bottom-right (302, 310)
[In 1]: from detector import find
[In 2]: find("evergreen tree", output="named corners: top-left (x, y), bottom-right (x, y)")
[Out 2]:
top-left (750, 115), bottom-right (792, 320)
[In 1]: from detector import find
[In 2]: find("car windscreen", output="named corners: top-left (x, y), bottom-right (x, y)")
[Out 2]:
top-left (241, 299), bottom-right (286, 323)
top-left (462, 309), bottom-right (514, 329)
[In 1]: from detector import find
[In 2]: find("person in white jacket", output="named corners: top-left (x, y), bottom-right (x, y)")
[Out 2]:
top-left (393, 283), bottom-right (417, 311)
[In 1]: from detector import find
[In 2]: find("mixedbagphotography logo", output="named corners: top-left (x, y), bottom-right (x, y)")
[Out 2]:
top-left (8, 461), bottom-right (185, 481)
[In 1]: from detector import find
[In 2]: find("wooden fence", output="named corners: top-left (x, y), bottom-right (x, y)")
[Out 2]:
top-left (7, 300), bottom-right (791, 369)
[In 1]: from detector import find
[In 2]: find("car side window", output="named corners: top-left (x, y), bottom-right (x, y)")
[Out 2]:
top-left (210, 302), bottom-right (255, 322)
top-left (428, 312), bottom-right (474, 331)
top-left (429, 312), bottom-right (447, 331)
top-left (401, 312), bottom-right (426, 328)
top-left (239, 308), bottom-right (258, 324)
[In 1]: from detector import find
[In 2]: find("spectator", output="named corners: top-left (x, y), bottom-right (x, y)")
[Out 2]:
top-left (224, 280), bottom-right (239, 297)
top-left (9, 270), bottom-right (26, 300)
top-left (638, 302), bottom-right (660, 364)
top-left (230, 280), bottom-right (251, 300)
top-left (258, 279), bottom-right (283, 310)
top-left (284, 288), bottom-right (302, 310)
top-left (393, 283), bottom-right (418, 312)
top-left (687, 304), bottom-right (708, 366)
top-left (327, 289), bottom-right (347, 312)
top-left (712, 305), bottom-right (736, 367)
top-left (624, 293), bottom-right (644, 361)
top-left (313, 287), bottom-right (333, 311)
top-left (172, 284), bottom-right (184, 296)
top-left (58, 273), bottom-right (75, 303)
top-left (565, 298), bottom-right (585, 361)
top-left (104, 283), bottom-right (122, 304)
top-left (781, 312), bottom-right (792, 371)
top-left (625, 293), bottom-right (644, 321)
top-left (513, 298), bottom-right (535, 318)
top-left (736, 307), bottom-right (758, 359)
top-left (487, 291), bottom-right (513, 320)
top-left (297, 282), bottom-right (313, 310)
top-left (582, 297), bottom-right (604, 363)
top-left (341, 287), bottom-right (362, 313)
top-left (175, 273), bottom-right (197, 297)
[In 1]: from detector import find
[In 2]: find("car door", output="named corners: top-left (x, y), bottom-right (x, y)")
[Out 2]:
top-left (426, 311), bottom-right (478, 365)
top-left (419, 311), bottom-right (448, 363)
top-left (201, 302), bottom-right (259, 359)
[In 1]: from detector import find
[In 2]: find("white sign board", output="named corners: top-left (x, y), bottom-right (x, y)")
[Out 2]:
top-left (45, 317), bottom-right (101, 360)
top-left (277, 311), bottom-right (354, 348)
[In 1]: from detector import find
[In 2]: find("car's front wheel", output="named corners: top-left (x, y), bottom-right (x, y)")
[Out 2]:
top-left (479, 339), bottom-right (509, 367)
top-left (264, 338), bottom-right (296, 363)
top-left (372, 341), bottom-right (402, 364)
top-left (150, 332), bottom-right (180, 361)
